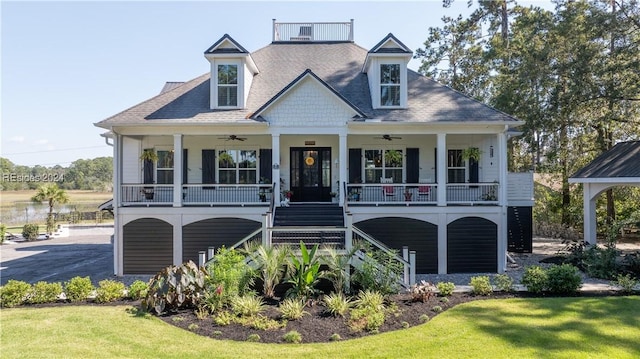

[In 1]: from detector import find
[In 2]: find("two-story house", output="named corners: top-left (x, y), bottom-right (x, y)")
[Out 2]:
top-left (96, 20), bottom-right (533, 278)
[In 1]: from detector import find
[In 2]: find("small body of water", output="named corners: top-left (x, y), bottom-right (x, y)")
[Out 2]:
top-left (1, 203), bottom-right (97, 226)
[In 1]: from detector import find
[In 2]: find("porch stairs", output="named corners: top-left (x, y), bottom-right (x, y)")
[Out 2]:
top-left (271, 204), bottom-right (345, 246)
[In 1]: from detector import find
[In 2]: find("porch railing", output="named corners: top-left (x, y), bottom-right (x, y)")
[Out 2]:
top-left (183, 184), bottom-right (273, 205)
top-left (273, 20), bottom-right (354, 42)
top-left (346, 183), bottom-right (438, 204)
top-left (446, 183), bottom-right (499, 204)
top-left (121, 184), bottom-right (174, 206)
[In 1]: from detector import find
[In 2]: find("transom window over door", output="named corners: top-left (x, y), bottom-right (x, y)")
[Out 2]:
top-left (157, 150), bottom-right (174, 184)
top-left (448, 149), bottom-right (465, 183)
top-left (218, 150), bottom-right (257, 184)
top-left (380, 64), bottom-right (400, 107)
top-left (364, 149), bottom-right (403, 183)
top-left (217, 64), bottom-right (238, 107)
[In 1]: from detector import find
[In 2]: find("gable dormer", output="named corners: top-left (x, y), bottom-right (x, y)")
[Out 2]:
top-left (204, 34), bottom-right (259, 110)
top-left (363, 33), bottom-right (413, 109)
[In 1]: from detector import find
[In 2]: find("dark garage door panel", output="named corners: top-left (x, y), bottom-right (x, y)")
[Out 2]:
top-left (123, 218), bottom-right (173, 275)
top-left (354, 217), bottom-right (438, 274)
top-left (447, 217), bottom-right (497, 273)
top-left (182, 218), bottom-right (261, 263)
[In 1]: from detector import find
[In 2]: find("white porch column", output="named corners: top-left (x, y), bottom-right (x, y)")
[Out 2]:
top-left (339, 133), bottom-right (348, 206)
top-left (497, 131), bottom-right (508, 273)
top-left (272, 134), bottom-right (281, 206)
top-left (583, 183), bottom-right (598, 245)
top-left (173, 134), bottom-right (183, 207)
top-left (437, 133), bottom-right (447, 206)
top-left (113, 133), bottom-right (122, 276)
top-left (438, 213), bottom-right (447, 274)
top-left (172, 216), bottom-right (182, 265)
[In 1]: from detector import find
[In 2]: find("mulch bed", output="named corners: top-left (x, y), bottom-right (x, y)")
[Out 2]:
top-left (17, 290), bottom-right (627, 344)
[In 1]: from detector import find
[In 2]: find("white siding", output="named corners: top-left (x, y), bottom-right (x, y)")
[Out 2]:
top-left (263, 77), bottom-right (356, 127)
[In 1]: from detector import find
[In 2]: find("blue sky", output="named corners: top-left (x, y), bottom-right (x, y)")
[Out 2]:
top-left (1, 1), bottom-right (553, 167)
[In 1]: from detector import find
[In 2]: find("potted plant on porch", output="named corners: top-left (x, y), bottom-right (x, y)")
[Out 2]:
top-left (330, 191), bottom-right (338, 203)
top-left (403, 189), bottom-right (412, 201)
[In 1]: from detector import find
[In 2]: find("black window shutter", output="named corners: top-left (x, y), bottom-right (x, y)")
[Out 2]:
top-left (182, 149), bottom-right (188, 184)
top-left (349, 148), bottom-right (362, 183)
top-left (259, 149), bottom-right (272, 183)
top-left (406, 148), bottom-right (419, 184)
top-left (434, 148), bottom-right (437, 182)
top-left (202, 150), bottom-right (216, 184)
top-left (143, 148), bottom-right (154, 184)
top-left (469, 155), bottom-right (479, 184)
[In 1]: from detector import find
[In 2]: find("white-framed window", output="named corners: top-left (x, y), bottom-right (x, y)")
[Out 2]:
top-left (217, 64), bottom-right (238, 107)
top-left (364, 149), bottom-right (403, 183)
top-left (447, 149), bottom-right (465, 183)
top-left (380, 64), bottom-right (401, 107)
top-left (218, 149), bottom-right (257, 184)
top-left (156, 149), bottom-right (174, 184)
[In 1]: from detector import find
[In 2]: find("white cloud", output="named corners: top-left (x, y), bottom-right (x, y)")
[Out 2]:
top-left (35, 139), bottom-right (49, 145)
top-left (9, 136), bottom-right (25, 143)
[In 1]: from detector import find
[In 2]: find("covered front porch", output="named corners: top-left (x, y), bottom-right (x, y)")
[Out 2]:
top-left (113, 130), bottom-right (532, 208)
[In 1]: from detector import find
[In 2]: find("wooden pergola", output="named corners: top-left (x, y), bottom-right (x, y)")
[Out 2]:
top-left (569, 141), bottom-right (640, 244)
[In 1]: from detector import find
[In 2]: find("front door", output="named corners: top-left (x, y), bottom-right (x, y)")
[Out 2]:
top-left (290, 147), bottom-right (331, 202)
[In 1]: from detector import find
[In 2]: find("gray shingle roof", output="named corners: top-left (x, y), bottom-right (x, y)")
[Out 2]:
top-left (571, 141), bottom-right (640, 179)
top-left (96, 40), bottom-right (521, 128)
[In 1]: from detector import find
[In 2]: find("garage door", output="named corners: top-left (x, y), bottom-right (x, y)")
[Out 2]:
top-left (354, 217), bottom-right (438, 273)
top-left (447, 217), bottom-right (497, 273)
top-left (123, 218), bottom-right (173, 274)
top-left (182, 218), bottom-right (261, 263)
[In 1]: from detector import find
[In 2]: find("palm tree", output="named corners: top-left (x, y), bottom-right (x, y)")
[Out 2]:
top-left (31, 183), bottom-right (69, 234)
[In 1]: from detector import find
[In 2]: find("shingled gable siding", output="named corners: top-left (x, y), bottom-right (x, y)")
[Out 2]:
top-left (182, 218), bottom-right (261, 263)
top-left (262, 78), bottom-right (356, 127)
top-left (355, 217), bottom-right (438, 274)
top-left (447, 217), bottom-right (497, 273)
top-left (123, 218), bottom-right (173, 274)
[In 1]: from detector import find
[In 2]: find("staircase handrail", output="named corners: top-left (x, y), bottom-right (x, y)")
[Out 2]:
top-left (351, 226), bottom-right (409, 266)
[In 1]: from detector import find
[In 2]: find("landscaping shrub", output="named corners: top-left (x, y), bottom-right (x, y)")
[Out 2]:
top-left (323, 292), bottom-right (352, 317)
top-left (408, 280), bottom-right (436, 302)
top-left (279, 298), bottom-right (307, 320)
top-left (329, 333), bottom-right (341, 341)
top-left (436, 282), bottom-right (455, 297)
top-left (28, 281), bottom-right (63, 304)
top-left (0, 223), bottom-right (6, 244)
top-left (612, 274), bottom-right (638, 294)
top-left (65, 276), bottom-right (94, 302)
top-left (282, 330), bottom-right (302, 344)
top-left (95, 280), bottom-right (126, 303)
top-left (285, 241), bottom-right (322, 300)
top-left (351, 243), bottom-right (402, 295)
top-left (522, 266), bottom-right (549, 293)
top-left (188, 324), bottom-right (199, 332)
top-left (231, 295), bottom-right (265, 318)
top-left (22, 223), bottom-right (39, 241)
top-left (321, 246), bottom-right (355, 294)
top-left (432, 305), bottom-right (443, 313)
top-left (142, 261), bottom-right (207, 314)
top-left (214, 311), bottom-right (234, 326)
top-left (469, 276), bottom-right (492, 296)
top-left (236, 314), bottom-right (283, 330)
top-left (246, 243), bottom-right (288, 298)
top-left (194, 307), bottom-right (209, 320)
top-left (493, 274), bottom-right (514, 292)
top-left (246, 334), bottom-right (261, 342)
top-left (623, 252), bottom-right (640, 279)
top-left (0, 280), bottom-right (31, 307)
top-left (564, 242), bottom-right (619, 280)
top-left (419, 314), bottom-right (429, 323)
top-left (349, 290), bottom-right (386, 332)
top-left (546, 264), bottom-right (582, 294)
top-left (127, 280), bottom-right (149, 300)
top-left (206, 247), bottom-right (255, 307)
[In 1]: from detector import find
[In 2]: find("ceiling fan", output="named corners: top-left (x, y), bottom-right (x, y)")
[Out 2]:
top-left (375, 134), bottom-right (402, 141)
top-left (218, 135), bottom-right (247, 141)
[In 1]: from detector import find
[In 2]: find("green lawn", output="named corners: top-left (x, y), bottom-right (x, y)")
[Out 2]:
top-left (2, 297), bottom-right (639, 358)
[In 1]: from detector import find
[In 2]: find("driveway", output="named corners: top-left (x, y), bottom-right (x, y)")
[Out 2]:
top-left (0, 226), bottom-right (117, 285)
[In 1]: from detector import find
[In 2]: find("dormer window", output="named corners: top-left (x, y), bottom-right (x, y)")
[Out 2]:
top-left (380, 64), bottom-right (401, 107)
top-left (217, 64), bottom-right (238, 107)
